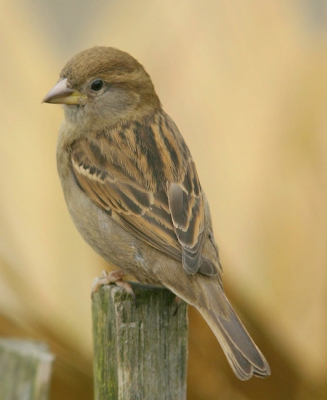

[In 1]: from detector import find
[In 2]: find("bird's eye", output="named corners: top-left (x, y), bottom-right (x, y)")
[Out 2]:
top-left (90, 79), bottom-right (104, 91)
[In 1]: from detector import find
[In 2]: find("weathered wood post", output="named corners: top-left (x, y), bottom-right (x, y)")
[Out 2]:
top-left (92, 282), bottom-right (188, 400)
top-left (0, 338), bottom-right (54, 400)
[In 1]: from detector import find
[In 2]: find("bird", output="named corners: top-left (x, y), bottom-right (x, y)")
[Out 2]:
top-left (43, 46), bottom-right (270, 380)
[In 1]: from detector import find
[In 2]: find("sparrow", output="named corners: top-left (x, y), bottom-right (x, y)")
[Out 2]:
top-left (43, 46), bottom-right (270, 380)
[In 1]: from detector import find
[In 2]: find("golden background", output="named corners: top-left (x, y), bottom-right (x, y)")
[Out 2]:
top-left (1, 1), bottom-right (327, 399)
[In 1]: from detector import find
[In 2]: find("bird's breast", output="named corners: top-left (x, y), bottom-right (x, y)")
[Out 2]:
top-left (58, 163), bottom-right (168, 285)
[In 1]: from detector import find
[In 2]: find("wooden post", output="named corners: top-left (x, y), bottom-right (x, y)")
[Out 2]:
top-left (92, 282), bottom-right (188, 400)
top-left (0, 338), bottom-right (54, 400)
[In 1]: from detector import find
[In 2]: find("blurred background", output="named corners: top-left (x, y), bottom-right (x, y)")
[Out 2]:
top-left (1, 0), bottom-right (327, 398)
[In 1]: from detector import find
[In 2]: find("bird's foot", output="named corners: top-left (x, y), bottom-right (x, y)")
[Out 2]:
top-left (92, 270), bottom-right (136, 304)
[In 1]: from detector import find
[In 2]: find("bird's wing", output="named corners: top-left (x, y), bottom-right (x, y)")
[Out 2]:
top-left (71, 112), bottom-right (217, 275)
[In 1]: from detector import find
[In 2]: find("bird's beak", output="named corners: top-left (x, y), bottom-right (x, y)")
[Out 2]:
top-left (42, 78), bottom-right (87, 105)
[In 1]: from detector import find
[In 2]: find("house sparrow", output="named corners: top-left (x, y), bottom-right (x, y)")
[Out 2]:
top-left (43, 46), bottom-right (270, 380)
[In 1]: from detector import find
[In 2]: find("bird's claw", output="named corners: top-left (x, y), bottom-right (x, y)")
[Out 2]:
top-left (92, 270), bottom-right (137, 305)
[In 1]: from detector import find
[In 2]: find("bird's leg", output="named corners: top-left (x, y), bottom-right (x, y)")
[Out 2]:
top-left (92, 270), bottom-right (136, 304)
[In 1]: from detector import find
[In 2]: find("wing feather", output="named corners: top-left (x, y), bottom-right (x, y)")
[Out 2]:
top-left (71, 112), bottom-right (218, 275)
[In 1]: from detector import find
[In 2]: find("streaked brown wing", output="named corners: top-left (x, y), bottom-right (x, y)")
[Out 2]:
top-left (168, 159), bottom-right (204, 273)
top-left (71, 112), bottom-right (216, 275)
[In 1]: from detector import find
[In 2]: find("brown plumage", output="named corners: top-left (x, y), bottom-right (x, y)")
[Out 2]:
top-left (43, 46), bottom-right (270, 380)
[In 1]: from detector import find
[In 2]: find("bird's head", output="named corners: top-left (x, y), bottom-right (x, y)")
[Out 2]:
top-left (43, 47), bottom-right (161, 129)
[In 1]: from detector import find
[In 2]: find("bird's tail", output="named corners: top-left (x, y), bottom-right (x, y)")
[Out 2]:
top-left (197, 283), bottom-right (271, 380)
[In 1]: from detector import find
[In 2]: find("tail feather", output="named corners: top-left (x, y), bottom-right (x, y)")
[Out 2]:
top-left (165, 273), bottom-right (270, 380)
top-left (199, 294), bottom-right (271, 380)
